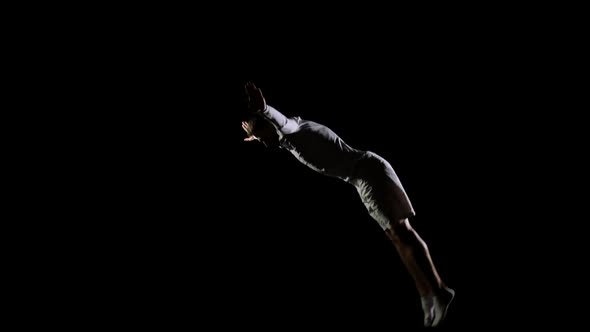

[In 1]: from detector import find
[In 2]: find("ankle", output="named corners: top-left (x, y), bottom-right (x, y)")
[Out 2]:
top-left (434, 285), bottom-right (455, 300)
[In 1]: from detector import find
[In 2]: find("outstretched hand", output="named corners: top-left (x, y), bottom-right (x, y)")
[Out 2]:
top-left (241, 120), bottom-right (259, 142)
top-left (245, 81), bottom-right (266, 113)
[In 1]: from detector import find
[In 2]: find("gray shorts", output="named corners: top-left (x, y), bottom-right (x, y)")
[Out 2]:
top-left (350, 152), bottom-right (415, 230)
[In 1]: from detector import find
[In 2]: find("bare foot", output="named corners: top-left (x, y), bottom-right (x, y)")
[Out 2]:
top-left (432, 287), bottom-right (455, 327)
top-left (421, 296), bottom-right (435, 327)
top-left (421, 287), bottom-right (455, 327)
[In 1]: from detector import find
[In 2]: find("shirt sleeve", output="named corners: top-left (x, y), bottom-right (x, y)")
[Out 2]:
top-left (261, 105), bottom-right (300, 135)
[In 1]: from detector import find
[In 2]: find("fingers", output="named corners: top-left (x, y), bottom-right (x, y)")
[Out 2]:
top-left (241, 121), bottom-right (257, 142)
top-left (245, 81), bottom-right (257, 97)
top-left (246, 81), bottom-right (260, 97)
top-left (245, 81), bottom-right (265, 112)
top-left (241, 121), bottom-right (251, 134)
top-left (246, 81), bottom-right (257, 90)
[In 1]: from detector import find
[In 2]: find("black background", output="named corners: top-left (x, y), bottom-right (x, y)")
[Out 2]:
top-left (22, 8), bottom-right (581, 329)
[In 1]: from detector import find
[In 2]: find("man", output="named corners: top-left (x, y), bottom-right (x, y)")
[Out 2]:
top-left (240, 82), bottom-right (455, 327)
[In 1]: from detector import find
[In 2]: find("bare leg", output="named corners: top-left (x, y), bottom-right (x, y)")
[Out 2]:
top-left (384, 219), bottom-right (454, 327)
top-left (384, 219), bottom-right (442, 296)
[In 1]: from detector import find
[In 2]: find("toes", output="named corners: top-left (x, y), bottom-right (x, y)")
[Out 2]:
top-left (423, 307), bottom-right (434, 327)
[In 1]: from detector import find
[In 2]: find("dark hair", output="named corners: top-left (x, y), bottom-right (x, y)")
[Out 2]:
top-left (245, 113), bottom-right (275, 135)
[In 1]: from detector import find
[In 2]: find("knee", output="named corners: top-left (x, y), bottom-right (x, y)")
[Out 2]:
top-left (385, 219), bottom-right (414, 244)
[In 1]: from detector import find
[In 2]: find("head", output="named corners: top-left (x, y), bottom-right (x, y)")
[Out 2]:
top-left (243, 114), bottom-right (280, 148)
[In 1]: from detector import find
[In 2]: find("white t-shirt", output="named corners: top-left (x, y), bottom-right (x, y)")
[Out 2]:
top-left (261, 105), bottom-right (366, 182)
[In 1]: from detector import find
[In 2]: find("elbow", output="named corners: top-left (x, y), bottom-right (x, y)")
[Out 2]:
top-left (280, 119), bottom-right (300, 135)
